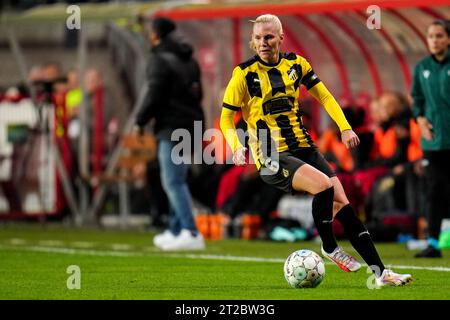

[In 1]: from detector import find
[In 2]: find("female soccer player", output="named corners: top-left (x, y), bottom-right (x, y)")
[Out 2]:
top-left (220, 14), bottom-right (411, 287)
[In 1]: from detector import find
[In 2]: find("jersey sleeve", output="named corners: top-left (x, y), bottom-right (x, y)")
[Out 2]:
top-left (220, 107), bottom-right (243, 153)
top-left (299, 57), bottom-right (321, 90)
top-left (220, 67), bottom-right (246, 153)
top-left (309, 82), bottom-right (352, 132)
top-left (222, 66), bottom-right (246, 110)
top-left (299, 57), bottom-right (351, 132)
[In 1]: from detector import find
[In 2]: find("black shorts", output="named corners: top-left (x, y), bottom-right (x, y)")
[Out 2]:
top-left (259, 147), bottom-right (336, 194)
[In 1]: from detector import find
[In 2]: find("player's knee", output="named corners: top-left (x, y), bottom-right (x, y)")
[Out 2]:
top-left (316, 178), bottom-right (333, 194)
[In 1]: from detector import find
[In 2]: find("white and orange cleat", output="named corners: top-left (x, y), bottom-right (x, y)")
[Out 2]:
top-left (321, 245), bottom-right (362, 272)
top-left (375, 269), bottom-right (412, 287)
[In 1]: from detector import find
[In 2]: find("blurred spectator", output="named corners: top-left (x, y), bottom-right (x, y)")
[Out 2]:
top-left (42, 62), bottom-right (62, 82)
top-left (2, 87), bottom-right (22, 103)
top-left (347, 107), bottom-right (375, 171)
top-left (65, 68), bottom-right (80, 107)
top-left (187, 106), bottom-right (244, 212)
top-left (368, 96), bottom-right (382, 131)
top-left (134, 17), bottom-right (205, 251)
top-left (28, 65), bottom-right (44, 83)
top-left (372, 92), bottom-right (416, 168)
top-left (1, 62), bottom-right (72, 214)
top-left (66, 68), bottom-right (82, 143)
top-left (46, 63), bottom-right (72, 213)
top-left (317, 111), bottom-right (354, 173)
top-left (85, 68), bottom-right (119, 177)
top-left (217, 163), bottom-right (284, 230)
top-left (363, 91), bottom-right (423, 226)
top-left (316, 105), bottom-right (373, 220)
top-left (67, 68), bottom-right (118, 181)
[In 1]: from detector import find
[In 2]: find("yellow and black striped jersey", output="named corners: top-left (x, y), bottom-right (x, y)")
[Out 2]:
top-left (221, 52), bottom-right (351, 168)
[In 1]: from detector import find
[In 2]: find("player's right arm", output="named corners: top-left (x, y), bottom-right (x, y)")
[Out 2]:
top-left (220, 67), bottom-right (247, 165)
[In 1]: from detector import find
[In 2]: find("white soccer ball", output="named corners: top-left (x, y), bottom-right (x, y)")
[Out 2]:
top-left (284, 249), bottom-right (325, 288)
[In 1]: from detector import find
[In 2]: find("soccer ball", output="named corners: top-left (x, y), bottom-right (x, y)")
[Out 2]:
top-left (284, 249), bottom-right (325, 288)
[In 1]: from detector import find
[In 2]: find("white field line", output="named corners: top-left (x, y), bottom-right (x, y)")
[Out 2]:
top-left (71, 241), bottom-right (96, 248)
top-left (38, 240), bottom-right (64, 246)
top-left (111, 243), bottom-right (133, 251)
top-left (1, 243), bottom-right (450, 272)
top-left (0, 244), bottom-right (142, 257)
top-left (8, 238), bottom-right (27, 245)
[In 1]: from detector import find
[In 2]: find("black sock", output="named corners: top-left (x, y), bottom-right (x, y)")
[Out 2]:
top-left (312, 187), bottom-right (337, 254)
top-left (335, 204), bottom-right (385, 275)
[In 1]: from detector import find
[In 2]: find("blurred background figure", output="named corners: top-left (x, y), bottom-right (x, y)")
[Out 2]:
top-left (134, 17), bottom-right (205, 251)
top-left (84, 68), bottom-right (119, 178)
top-left (411, 19), bottom-right (450, 258)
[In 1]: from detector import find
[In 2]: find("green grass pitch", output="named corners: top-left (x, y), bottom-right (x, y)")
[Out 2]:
top-left (0, 224), bottom-right (449, 300)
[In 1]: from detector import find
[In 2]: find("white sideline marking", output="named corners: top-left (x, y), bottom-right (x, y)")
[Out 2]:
top-left (169, 254), bottom-right (450, 272)
top-left (71, 241), bottom-right (95, 248)
top-left (38, 240), bottom-right (64, 247)
top-left (111, 243), bottom-right (132, 251)
top-left (168, 253), bottom-right (283, 263)
top-left (0, 245), bottom-right (142, 257)
top-left (9, 238), bottom-right (27, 245)
top-left (1, 244), bottom-right (450, 272)
top-left (383, 264), bottom-right (450, 272)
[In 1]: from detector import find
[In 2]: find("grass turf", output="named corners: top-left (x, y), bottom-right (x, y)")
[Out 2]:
top-left (0, 224), bottom-right (449, 300)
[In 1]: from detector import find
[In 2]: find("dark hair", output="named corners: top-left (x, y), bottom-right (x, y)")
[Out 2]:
top-left (430, 19), bottom-right (450, 36)
top-left (152, 17), bottom-right (176, 39)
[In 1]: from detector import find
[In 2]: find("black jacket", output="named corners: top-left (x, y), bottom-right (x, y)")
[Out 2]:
top-left (136, 34), bottom-right (204, 139)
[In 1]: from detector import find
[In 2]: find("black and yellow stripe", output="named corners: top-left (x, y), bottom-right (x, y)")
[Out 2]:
top-left (221, 52), bottom-right (351, 168)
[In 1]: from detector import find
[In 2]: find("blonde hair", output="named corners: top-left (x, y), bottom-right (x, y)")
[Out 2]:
top-left (249, 14), bottom-right (284, 51)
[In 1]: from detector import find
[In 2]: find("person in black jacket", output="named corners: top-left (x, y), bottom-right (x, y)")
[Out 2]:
top-left (134, 17), bottom-right (205, 251)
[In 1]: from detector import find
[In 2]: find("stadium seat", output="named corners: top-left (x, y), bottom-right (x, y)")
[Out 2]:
top-left (85, 133), bottom-right (157, 226)
top-left (88, 133), bottom-right (156, 185)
